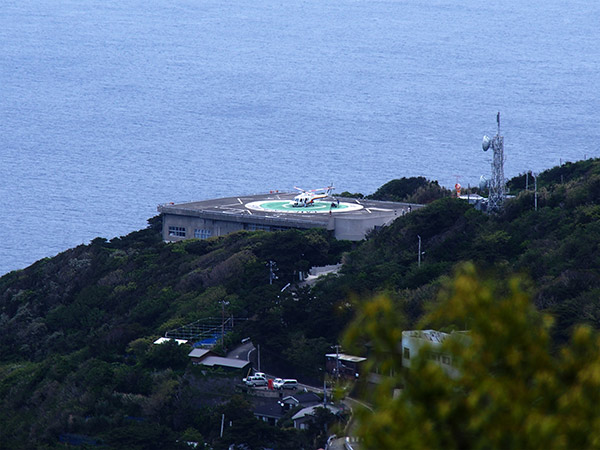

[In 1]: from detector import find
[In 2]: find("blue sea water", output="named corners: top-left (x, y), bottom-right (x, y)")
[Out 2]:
top-left (1, 0), bottom-right (599, 275)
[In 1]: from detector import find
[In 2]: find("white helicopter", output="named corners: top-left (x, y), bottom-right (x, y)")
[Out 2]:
top-left (292, 185), bottom-right (335, 207)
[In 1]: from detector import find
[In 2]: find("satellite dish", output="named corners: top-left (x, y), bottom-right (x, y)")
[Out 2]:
top-left (482, 135), bottom-right (491, 151)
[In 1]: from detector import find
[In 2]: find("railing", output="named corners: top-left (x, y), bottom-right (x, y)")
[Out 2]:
top-left (165, 316), bottom-right (248, 345)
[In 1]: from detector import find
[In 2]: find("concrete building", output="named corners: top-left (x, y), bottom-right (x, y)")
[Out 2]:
top-left (401, 330), bottom-right (469, 378)
top-left (158, 192), bottom-right (420, 242)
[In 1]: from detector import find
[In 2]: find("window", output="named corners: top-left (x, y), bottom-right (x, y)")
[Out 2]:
top-left (244, 223), bottom-right (271, 231)
top-left (168, 226), bottom-right (186, 237)
top-left (442, 356), bottom-right (451, 365)
top-left (403, 347), bottom-right (410, 360)
top-left (194, 229), bottom-right (212, 239)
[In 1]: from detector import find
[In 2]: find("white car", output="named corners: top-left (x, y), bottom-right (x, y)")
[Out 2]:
top-left (242, 372), bottom-right (266, 383)
top-left (274, 378), bottom-right (298, 390)
top-left (244, 374), bottom-right (268, 387)
top-left (272, 378), bottom-right (284, 388)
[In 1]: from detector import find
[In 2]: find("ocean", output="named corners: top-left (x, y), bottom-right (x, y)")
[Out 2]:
top-left (1, 0), bottom-right (599, 275)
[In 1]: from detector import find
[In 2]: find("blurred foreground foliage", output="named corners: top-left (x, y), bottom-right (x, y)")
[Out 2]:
top-left (345, 263), bottom-right (600, 449)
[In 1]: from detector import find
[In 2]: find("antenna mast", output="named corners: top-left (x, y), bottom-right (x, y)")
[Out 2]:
top-left (482, 112), bottom-right (506, 212)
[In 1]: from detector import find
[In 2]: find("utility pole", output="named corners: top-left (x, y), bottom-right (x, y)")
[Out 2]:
top-left (534, 173), bottom-right (538, 211)
top-left (332, 344), bottom-right (341, 380)
top-left (220, 300), bottom-right (229, 344)
top-left (267, 261), bottom-right (278, 285)
top-left (417, 235), bottom-right (422, 268)
top-left (258, 344), bottom-right (261, 372)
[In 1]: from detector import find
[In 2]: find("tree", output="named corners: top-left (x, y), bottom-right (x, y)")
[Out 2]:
top-left (344, 263), bottom-right (600, 449)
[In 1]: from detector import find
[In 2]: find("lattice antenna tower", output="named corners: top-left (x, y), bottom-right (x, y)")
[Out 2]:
top-left (482, 112), bottom-right (506, 212)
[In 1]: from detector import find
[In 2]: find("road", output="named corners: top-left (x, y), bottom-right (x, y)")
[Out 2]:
top-left (227, 340), bottom-right (256, 368)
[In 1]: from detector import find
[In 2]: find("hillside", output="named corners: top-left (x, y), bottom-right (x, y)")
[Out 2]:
top-left (0, 223), bottom-right (352, 448)
top-left (337, 158), bottom-right (600, 344)
top-left (2, 158), bottom-right (600, 447)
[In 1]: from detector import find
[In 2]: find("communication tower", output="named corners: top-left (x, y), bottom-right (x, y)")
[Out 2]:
top-left (482, 112), bottom-right (506, 212)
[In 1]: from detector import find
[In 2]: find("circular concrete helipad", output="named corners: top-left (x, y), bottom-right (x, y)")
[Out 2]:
top-left (245, 200), bottom-right (363, 214)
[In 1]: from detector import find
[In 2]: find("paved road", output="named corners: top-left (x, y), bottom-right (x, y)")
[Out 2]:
top-left (227, 341), bottom-right (256, 362)
top-left (327, 436), bottom-right (362, 450)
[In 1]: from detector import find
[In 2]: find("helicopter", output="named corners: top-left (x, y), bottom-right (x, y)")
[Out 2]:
top-left (292, 185), bottom-right (335, 207)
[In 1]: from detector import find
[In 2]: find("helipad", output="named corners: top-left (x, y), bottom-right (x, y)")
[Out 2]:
top-left (158, 192), bottom-right (420, 241)
top-left (245, 200), bottom-right (364, 214)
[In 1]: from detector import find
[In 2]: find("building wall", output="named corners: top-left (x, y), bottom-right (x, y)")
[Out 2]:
top-left (333, 215), bottom-right (394, 241)
top-left (401, 331), bottom-right (459, 378)
top-left (162, 214), bottom-right (245, 242)
top-left (162, 213), bottom-right (327, 242)
top-left (161, 207), bottom-right (408, 242)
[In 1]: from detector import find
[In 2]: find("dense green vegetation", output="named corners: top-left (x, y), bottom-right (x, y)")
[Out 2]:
top-left (367, 176), bottom-right (451, 204)
top-left (0, 224), bottom-right (350, 448)
top-left (345, 263), bottom-right (600, 449)
top-left (338, 175), bottom-right (451, 203)
top-left (2, 159), bottom-right (600, 447)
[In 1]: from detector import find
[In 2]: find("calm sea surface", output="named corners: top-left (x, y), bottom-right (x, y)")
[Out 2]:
top-left (1, 0), bottom-right (599, 275)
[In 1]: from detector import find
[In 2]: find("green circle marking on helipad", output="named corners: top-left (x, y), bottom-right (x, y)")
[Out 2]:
top-left (245, 200), bottom-right (363, 214)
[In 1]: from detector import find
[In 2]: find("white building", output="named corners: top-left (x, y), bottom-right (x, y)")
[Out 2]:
top-left (401, 330), bottom-right (468, 378)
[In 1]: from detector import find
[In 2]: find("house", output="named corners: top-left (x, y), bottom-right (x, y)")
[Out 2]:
top-left (198, 356), bottom-right (251, 372)
top-left (253, 399), bottom-right (286, 426)
top-left (401, 330), bottom-right (469, 378)
top-left (291, 404), bottom-right (341, 430)
top-left (280, 392), bottom-right (322, 411)
top-left (187, 348), bottom-right (251, 372)
top-left (253, 392), bottom-right (327, 425)
top-left (325, 353), bottom-right (367, 379)
top-left (187, 348), bottom-right (218, 364)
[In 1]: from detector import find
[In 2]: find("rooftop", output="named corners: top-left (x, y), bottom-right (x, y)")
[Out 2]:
top-left (325, 353), bottom-right (367, 363)
top-left (402, 330), bottom-right (470, 343)
top-left (196, 355), bottom-right (250, 369)
top-left (292, 404), bottom-right (341, 421)
top-left (188, 348), bottom-right (214, 359)
top-left (158, 192), bottom-right (417, 226)
top-left (253, 400), bottom-right (286, 420)
top-left (153, 337), bottom-right (188, 345)
top-left (282, 392), bottom-right (322, 405)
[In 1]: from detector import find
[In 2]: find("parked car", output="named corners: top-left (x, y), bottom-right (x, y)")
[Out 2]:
top-left (242, 372), bottom-right (266, 384)
top-left (274, 378), bottom-right (298, 390)
top-left (272, 378), bottom-right (284, 388)
top-left (245, 375), bottom-right (268, 387)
